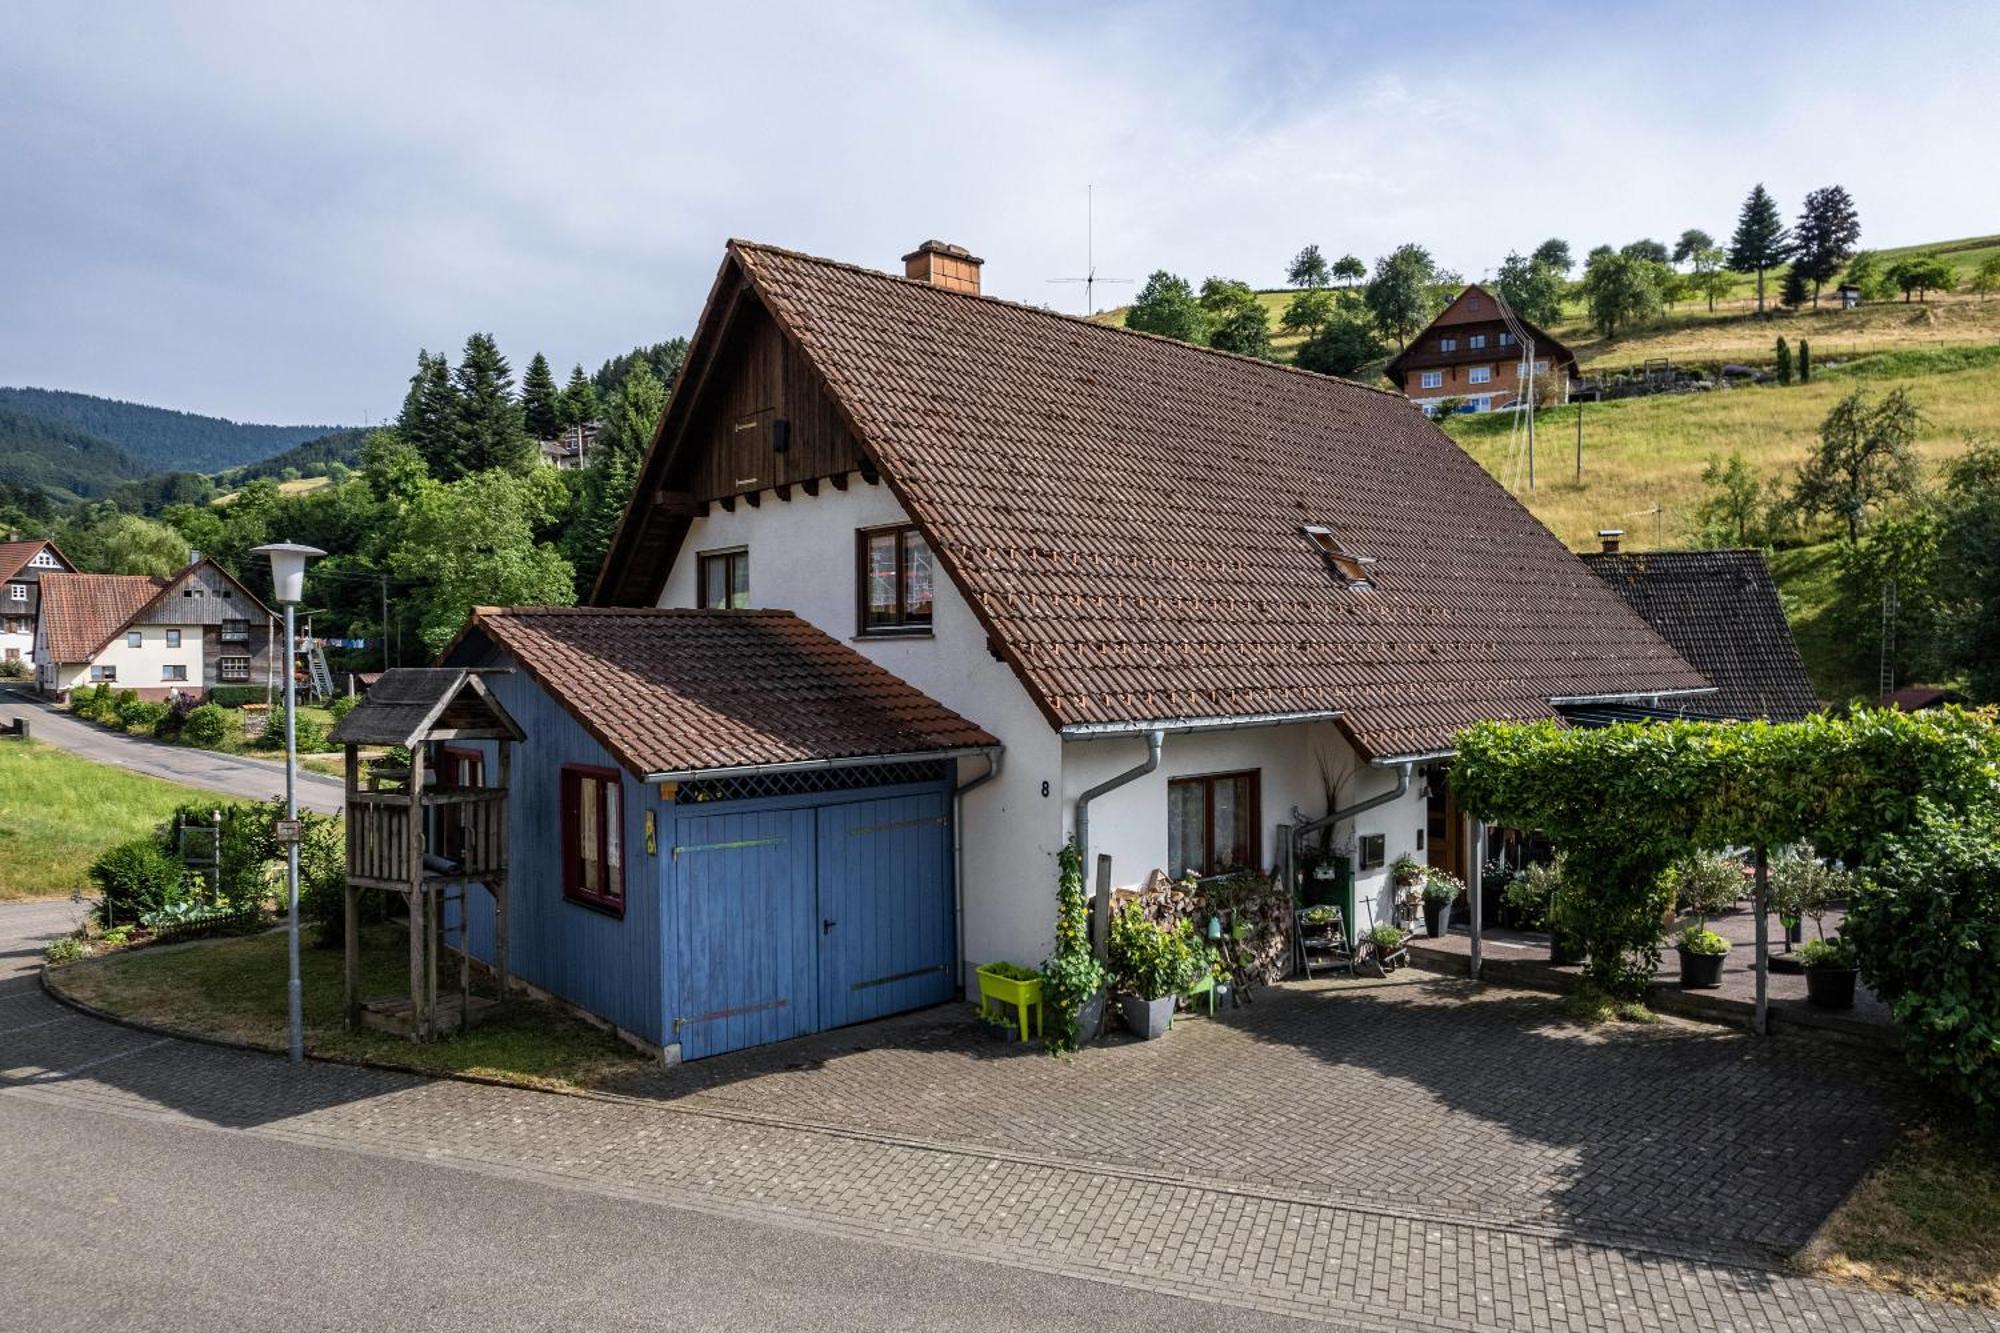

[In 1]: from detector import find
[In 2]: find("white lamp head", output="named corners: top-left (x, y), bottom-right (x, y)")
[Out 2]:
top-left (251, 542), bottom-right (325, 604)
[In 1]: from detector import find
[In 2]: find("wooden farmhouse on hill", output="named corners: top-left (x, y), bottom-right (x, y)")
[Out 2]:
top-left (35, 556), bottom-right (278, 701)
top-left (386, 237), bottom-right (1721, 1064)
top-left (1384, 283), bottom-right (1577, 415)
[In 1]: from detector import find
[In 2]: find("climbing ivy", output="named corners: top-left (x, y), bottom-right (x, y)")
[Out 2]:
top-left (1040, 840), bottom-right (1106, 1053)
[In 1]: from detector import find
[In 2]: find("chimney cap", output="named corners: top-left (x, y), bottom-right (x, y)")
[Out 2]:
top-left (1596, 528), bottom-right (1624, 553)
top-left (901, 239), bottom-right (982, 266)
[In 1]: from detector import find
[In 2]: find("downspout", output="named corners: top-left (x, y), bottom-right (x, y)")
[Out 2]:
top-left (1290, 761), bottom-right (1414, 945)
top-left (1076, 730), bottom-right (1164, 959)
top-left (952, 750), bottom-right (1003, 992)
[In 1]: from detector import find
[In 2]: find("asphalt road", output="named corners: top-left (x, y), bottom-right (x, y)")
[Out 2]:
top-left (0, 902), bottom-right (1314, 1333)
top-left (0, 687), bottom-right (343, 813)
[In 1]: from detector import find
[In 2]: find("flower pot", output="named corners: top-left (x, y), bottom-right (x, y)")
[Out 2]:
top-left (1118, 992), bottom-right (1174, 1041)
top-left (1073, 985), bottom-right (1107, 1044)
top-left (1423, 901), bottom-right (1447, 938)
top-left (1677, 945), bottom-right (1726, 989)
top-left (1805, 965), bottom-right (1858, 1010)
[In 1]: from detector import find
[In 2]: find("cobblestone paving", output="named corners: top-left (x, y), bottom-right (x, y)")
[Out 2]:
top-left (3, 907), bottom-right (1991, 1333)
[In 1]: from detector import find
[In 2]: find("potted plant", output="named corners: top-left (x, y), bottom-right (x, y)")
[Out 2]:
top-left (1107, 902), bottom-right (1199, 1040)
top-left (1663, 853), bottom-right (1737, 989)
top-left (1799, 935), bottom-right (1859, 1010)
top-left (1674, 925), bottom-right (1730, 988)
top-left (1504, 859), bottom-right (1581, 963)
top-left (1041, 841), bottom-right (1107, 1050)
top-left (1365, 921), bottom-right (1408, 970)
top-left (974, 961), bottom-right (1044, 1041)
top-left (1420, 871), bottom-right (1463, 938)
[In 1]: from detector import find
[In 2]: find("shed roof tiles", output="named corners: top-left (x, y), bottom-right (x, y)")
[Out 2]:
top-left (455, 607), bottom-right (997, 779)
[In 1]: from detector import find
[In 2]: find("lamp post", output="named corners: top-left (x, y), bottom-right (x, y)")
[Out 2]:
top-left (251, 542), bottom-right (325, 1065)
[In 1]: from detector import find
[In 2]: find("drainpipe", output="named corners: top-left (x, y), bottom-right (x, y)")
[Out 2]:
top-left (951, 750), bottom-right (1003, 992)
top-left (1075, 729), bottom-right (1164, 959)
top-left (1290, 761), bottom-right (1414, 944)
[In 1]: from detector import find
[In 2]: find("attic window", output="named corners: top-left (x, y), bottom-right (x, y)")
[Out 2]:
top-left (1301, 525), bottom-right (1376, 589)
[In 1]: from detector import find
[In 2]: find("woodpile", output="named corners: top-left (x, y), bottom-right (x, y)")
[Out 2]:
top-left (1112, 867), bottom-right (1295, 984)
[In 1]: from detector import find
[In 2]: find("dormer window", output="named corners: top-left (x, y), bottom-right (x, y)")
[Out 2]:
top-left (1467, 295), bottom-right (1481, 311)
top-left (1301, 525), bottom-right (1376, 589)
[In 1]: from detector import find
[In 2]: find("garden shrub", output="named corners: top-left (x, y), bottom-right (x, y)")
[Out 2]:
top-left (106, 689), bottom-right (141, 728)
top-left (1107, 901), bottom-right (1200, 1000)
top-left (0, 657), bottom-right (28, 680)
top-left (1768, 847), bottom-right (1851, 941)
top-left (1039, 840), bottom-right (1106, 1052)
top-left (206, 685), bottom-right (271, 710)
top-left (121, 700), bottom-right (170, 733)
top-left (181, 702), bottom-right (231, 748)
top-left (297, 813), bottom-right (348, 947)
top-left (70, 683), bottom-right (111, 719)
top-left (1846, 812), bottom-right (2000, 1117)
top-left (328, 693), bottom-right (360, 721)
top-left (90, 839), bottom-right (191, 927)
top-left (255, 709), bottom-right (332, 753)
top-left (43, 935), bottom-right (86, 965)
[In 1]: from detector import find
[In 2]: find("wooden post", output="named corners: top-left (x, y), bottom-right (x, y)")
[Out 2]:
top-left (406, 743), bottom-right (427, 1041)
top-left (1753, 844), bottom-right (1770, 1037)
top-left (343, 745), bottom-right (361, 1029)
top-left (495, 740), bottom-right (511, 1008)
top-left (1467, 817), bottom-right (1486, 981)
top-left (1092, 853), bottom-right (1112, 963)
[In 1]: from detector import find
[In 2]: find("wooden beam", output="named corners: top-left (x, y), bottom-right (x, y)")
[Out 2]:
top-left (652, 489), bottom-right (702, 516)
top-left (859, 461), bottom-right (880, 485)
top-left (774, 482), bottom-right (791, 502)
top-left (801, 477), bottom-right (819, 497)
top-left (743, 490), bottom-right (760, 509)
top-left (718, 495), bottom-right (735, 513)
top-left (830, 472), bottom-right (849, 492)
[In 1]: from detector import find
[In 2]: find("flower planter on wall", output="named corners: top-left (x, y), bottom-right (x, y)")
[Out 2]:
top-left (1677, 946), bottom-right (1726, 989)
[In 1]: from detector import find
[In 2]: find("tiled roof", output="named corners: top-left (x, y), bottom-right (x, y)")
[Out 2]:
top-left (455, 608), bottom-right (998, 778)
top-left (0, 539), bottom-right (63, 583)
top-left (1580, 549), bottom-right (1821, 722)
top-left (37, 572), bottom-right (168, 662)
top-left (709, 242), bottom-right (1708, 759)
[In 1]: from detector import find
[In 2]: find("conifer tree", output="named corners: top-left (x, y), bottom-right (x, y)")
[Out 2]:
top-left (1791, 186), bottom-right (1861, 308)
top-left (1798, 338), bottom-right (1811, 384)
top-left (521, 352), bottom-right (562, 442)
top-left (1774, 336), bottom-right (1793, 386)
top-left (564, 361), bottom-right (665, 595)
top-left (451, 333), bottom-right (532, 477)
top-left (559, 364), bottom-right (600, 429)
top-left (394, 350), bottom-right (459, 479)
top-left (1728, 184), bottom-right (1791, 314)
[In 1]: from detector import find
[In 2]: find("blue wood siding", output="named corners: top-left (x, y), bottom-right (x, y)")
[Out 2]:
top-left (446, 640), bottom-right (665, 1045)
top-left (815, 790), bottom-right (955, 1028)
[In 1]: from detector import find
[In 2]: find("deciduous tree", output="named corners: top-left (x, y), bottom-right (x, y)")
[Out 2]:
top-left (1331, 254), bottom-right (1367, 289)
top-left (1792, 386), bottom-right (1923, 542)
top-left (1280, 287), bottom-right (1336, 337)
top-left (1889, 254), bottom-right (1956, 302)
top-left (1494, 251), bottom-right (1566, 326)
top-left (1286, 245), bottom-right (1330, 289)
top-left (1692, 451), bottom-right (1768, 545)
top-left (1124, 271), bottom-right (1207, 343)
top-left (1291, 318), bottom-right (1385, 378)
top-left (1531, 238), bottom-right (1573, 274)
top-left (1580, 249), bottom-right (1665, 338)
top-left (1672, 229), bottom-right (1714, 265)
top-left (1363, 244), bottom-right (1443, 349)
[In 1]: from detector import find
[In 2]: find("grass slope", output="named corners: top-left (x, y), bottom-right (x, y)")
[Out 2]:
top-left (0, 739), bottom-right (243, 900)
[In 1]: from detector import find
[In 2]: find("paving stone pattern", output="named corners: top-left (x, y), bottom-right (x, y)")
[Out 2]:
top-left (2, 908), bottom-right (1991, 1333)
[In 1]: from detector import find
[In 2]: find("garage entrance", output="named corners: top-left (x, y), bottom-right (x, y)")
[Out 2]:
top-left (668, 779), bottom-right (956, 1061)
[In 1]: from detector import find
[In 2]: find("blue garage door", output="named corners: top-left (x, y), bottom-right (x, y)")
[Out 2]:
top-left (671, 807), bottom-right (818, 1061)
top-left (670, 787), bottom-right (954, 1060)
top-left (816, 790), bottom-right (955, 1030)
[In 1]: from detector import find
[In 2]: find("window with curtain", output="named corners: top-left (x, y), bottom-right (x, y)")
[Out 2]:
top-left (1166, 771), bottom-right (1260, 877)
top-left (561, 765), bottom-right (624, 914)
top-left (697, 549), bottom-right (750, 609)
top-left (858, 525), bottom-right (934, 634)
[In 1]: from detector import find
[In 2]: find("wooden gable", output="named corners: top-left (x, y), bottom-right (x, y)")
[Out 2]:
top-left (134, 560), bottom-right (272, 628)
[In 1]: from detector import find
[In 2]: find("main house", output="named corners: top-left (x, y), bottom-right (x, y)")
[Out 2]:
top-left (0, 538), bottom-right (76, 671)
top-left (1384, 283), bottom-right (1577, 415)
top-left (36, 556), bottom-right (278, 700)
top-left (398, 238), bottom-right (1709, 1063)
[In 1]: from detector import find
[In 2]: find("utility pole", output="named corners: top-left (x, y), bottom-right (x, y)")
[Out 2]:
top-left (380, 575), bottom-right (391, 674)
top-left (1575, 401), bottom-right (1583, 482)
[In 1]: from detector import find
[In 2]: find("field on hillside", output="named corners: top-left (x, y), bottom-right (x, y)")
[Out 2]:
top-left (1440, 345), bottom-right (2000, 552)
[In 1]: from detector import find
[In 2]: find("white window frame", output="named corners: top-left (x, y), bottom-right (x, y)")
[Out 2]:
top-left (7, 583), bottom-right (24, 602)
top-left (1419, 370), bottom-right (1444, 389)
top-left (219, 656), bottom-right (252, 683)
top-left (90, 664), bottom-right (117, 683)
top-left (29, 552), bottom-right (60, 569)
top-left (1468, 365), bottom-right (1493, 384)
top-left (1468, 334), bottom-right (1487, 349)
top-left (1534, 359), bottom-right (1550, 374)
top-left (126, 630), bottom-right (143, 647)
top-left (162, 664), bottom-right (187, 682)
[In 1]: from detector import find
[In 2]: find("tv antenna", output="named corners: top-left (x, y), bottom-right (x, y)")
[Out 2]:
top-left (1047, 185), bottom-right (1132, 315)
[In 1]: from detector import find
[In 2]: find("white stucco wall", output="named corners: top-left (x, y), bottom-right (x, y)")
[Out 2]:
top-left (657, 479), bottom-right (1065, 978)
top-left (0, 629), bottom-right (31, 665)
top-left (1061, 724), bottom-right (1430, 933)
top-left (50, 624), bottom-right (204, 695)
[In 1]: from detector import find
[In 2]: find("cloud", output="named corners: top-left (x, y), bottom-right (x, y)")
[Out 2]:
top-left (1, 1), bottom-right (1994, 424)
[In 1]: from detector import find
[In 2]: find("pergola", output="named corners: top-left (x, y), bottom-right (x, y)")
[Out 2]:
top-left (327, 668), bottom-right (524, 1041)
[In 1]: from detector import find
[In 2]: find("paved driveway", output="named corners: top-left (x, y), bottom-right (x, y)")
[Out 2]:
top-left (2, 904), bottom-right (1987, 1331)
top-left (0, 687), bottom-right (342, 813)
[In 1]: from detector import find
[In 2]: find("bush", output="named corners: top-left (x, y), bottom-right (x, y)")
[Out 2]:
top-left (1677, 925), bottom-right (1730, 956)
top-left (255, 709), bottom-right (332, 753)
top-left (106, 689), bottom-right (142, 729)
top-left (0, 657), bottom-right (27, 680)
top-left (122, 700), bottom-right (170, 733)
top-left (297, 813), bottom-right (347, 947)
top-left (70, 682), bottom-right (111, 719)
top-left (181, 702), bottom-right (231, 748)
top-left (1501, 858), bottom-right (1564, 931)
top-left (1107, 901), bottom-right (1199, 1001)
top-left (1661, 853), bottom-right (1742, 926)
top-left (1847, 814), bottom-right (2000, 1116)
top-left (1798, 935), bottom-right (1856, 970)
top-left (329, 693), bottom-right (360, 721)
top-left (1039, 841), bottom-right (1106, 1051)
top-left (90, 839), bottom-right (191, 928)
top-left (43, 935), bottom-right (86, 965)
top-left (207, 685), bottom-right (271, 710)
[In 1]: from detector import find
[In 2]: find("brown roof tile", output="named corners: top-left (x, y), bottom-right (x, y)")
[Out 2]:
top-left (38, 572), bottom-right (169, 662)
top-left (709, 242), bottom-right (1708, 759)
top-left (0, 538), bottom-right (64, 583)
top-left (456, 607), bottom-right (998, 778)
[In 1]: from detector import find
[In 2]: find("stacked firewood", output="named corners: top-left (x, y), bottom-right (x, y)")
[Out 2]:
top-left (1112, 867), bottom-right (1295, 984)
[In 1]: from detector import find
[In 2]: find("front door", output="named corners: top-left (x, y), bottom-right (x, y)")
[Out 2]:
top-left (815, 791), bottom-right (955, 1030)
top-left (1426, 772), bottom-right (1465, 881)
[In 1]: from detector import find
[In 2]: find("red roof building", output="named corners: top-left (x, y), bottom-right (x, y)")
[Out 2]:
top-left (1383, 284), bottom-right (1577, 415)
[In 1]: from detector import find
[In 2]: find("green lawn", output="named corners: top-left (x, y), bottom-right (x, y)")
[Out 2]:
top-left (0, 740), bottom-right (243, 900)
top-left (53, 924), bottom-right (651, 1090)
top-left (1812, 1118), bottom-right (2000, 1309)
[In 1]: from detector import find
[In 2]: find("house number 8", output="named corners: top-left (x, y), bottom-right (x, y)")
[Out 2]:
top-left (1041, 781), bottom-right (1050, 798)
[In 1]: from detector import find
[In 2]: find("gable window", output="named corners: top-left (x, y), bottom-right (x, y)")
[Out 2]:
top-left (7, 584), bottom-right (24, 602)
top-left (222, 618), bottom-right (249, 642)
top-left (1468, 334), bottom-right (1486, 349)
top-left (1468, 365), bottom-right (1493, 385)
top-left (219, 656), bottom-right (251, 682)
top-left (1419, 370), bottom-right (1443, 389)
top-left (859, 525), bottom-right (934, 635)
top-left (1168, 771), bottom-right (1260, 877)
top-left (90, 665), bottom-right (117, 683)
top-left (561, 764), bottom-right (624, 915)
top-left (162, 664), bottom-right (187, 682)
top-left (127, 630), bottom-right (143, 648)
top-left (166, 629), bottom-right (181, 648)
top-left (1498, 331), bottom-right (1515, 347)
top-left (697, 549), bottom-right (750, 609)
top-left (29, 552), bottom-right (59, 569)
top-left (1438, 336), bottom-right (1457, 353)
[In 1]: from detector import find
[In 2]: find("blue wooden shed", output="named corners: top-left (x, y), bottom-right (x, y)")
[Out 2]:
top-left (435, 607), bottom-right (999, 1062)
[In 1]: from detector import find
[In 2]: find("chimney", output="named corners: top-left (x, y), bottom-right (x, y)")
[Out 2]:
top-left (902, 240), bottom-right (983, 295)
top-left (1597, 529), bottom-right (1623, 554)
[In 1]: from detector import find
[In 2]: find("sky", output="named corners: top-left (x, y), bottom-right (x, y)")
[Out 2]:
top-left (3, 1), bottom-right (1994, 425)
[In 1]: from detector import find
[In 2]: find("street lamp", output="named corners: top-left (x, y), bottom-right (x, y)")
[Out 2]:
top-left (251, 542), bottom-right (325, 1065)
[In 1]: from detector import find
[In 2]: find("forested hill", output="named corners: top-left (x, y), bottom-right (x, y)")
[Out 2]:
top-left (0, 387), bottom-right (344, 473)
top-left (222, 427), bottom-right (373, 483)
top-left (0, 409), bottom-right (149, 497)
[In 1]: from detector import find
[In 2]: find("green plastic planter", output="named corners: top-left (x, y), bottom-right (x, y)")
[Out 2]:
top-left (975, 963), bottom-right (1044, 1041)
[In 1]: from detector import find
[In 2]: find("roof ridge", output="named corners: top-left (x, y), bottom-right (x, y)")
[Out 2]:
top-left (486, 605), bottom-right (797, 618)
top-left (726, 239), bottom-right (1413, 402)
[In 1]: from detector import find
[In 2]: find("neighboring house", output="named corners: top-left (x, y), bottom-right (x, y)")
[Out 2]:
top-left (1579, 540), bottom-right (1822, 723)
top-left (36, 557), bottom-right (278, 700)
top-left (0, 538), bottom-right (75, 671)
top-left (415, 236), bottom-right (1703, 1063)
top-left (1384, 283), bottom-right (1577, 415)
top-left (1877, 686), bottom-right (1966, 712)
top-left (538, 421), bottom-right (600, 470)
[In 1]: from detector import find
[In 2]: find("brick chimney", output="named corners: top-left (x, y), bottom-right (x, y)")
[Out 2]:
top-left (1597, 529), bottom-right (1624, 554)
top-left (902, 240), bottom-right (983, 295)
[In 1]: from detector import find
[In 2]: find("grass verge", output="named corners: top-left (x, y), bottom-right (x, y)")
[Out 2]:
top-left (51, 923), bottom-right (650, 1091)
top-left (1809, 1118), bottom-right (2000, 1308)
top-left (0, 739), bottom-right (244, 900)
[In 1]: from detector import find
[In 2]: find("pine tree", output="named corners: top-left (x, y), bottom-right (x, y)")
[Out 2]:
top-left (564, 362), bottom-right (664, 596)
top-left (1791, 186), bottom-right (1861, 308)
top-left (1798, 339), bottom-right (1812, 384)
top-left (451, 333), bottom-right (532, 477)
top-left (559, 364), bottom-right (600, 429)
top-left (394, 350), bottom-right (459, 478)
top-left (521, 352), bottom-right (562, 442)
top-left (1781, 264), bottom-right (1811, 309)
top-left (1728, 184), bottom-right (1791, 314)
top-left (1774, 336), bottom-right (1793, 386)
